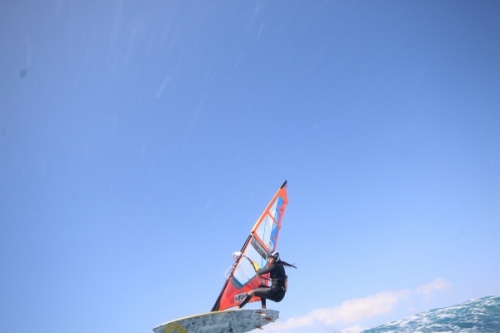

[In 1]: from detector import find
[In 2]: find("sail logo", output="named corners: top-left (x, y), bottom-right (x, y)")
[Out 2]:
top-left (234, 293), bottom-right (247, 303)
top-left (251, 237), bottom-right (268, 259)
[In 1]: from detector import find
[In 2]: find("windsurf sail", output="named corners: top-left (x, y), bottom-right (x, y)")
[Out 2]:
top-left (211, 181), bottom-right (288, 311)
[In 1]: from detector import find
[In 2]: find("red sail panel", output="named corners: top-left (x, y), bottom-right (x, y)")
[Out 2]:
top-left (212, 182), bottom-right (288, 311)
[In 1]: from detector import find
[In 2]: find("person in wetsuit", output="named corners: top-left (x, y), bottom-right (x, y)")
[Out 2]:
top-left (238, 251), bottom-right (297, 309)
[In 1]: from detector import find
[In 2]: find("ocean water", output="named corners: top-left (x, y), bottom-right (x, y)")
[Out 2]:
top-left (362, 295), bottom-right (500, 333)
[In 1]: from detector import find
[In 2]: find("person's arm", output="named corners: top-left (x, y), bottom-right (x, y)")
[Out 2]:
top-left (257, 263), bottom-right (275, 275)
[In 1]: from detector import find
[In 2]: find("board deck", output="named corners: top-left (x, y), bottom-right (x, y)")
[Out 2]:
top-left (153, 309), bottom-right (279, 333)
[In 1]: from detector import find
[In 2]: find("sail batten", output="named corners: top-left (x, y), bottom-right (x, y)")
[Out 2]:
top-left (211, 182), bottom-right (288, 312)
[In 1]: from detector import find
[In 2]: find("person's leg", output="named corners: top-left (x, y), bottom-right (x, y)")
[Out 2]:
top-left (267, 288), bottom-right (285, 302)
top-left (260, 297), bottom-right (267, 309)
top-left (253, 286), bottom-right (273, 309)
top-left (239, 286), bottom-right (280, 309)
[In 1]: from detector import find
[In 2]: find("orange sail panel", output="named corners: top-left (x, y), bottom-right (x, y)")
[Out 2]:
top-left (211, 181), bottom-right (288, 311)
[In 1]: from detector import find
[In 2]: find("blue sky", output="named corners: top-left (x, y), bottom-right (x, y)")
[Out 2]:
top-left (1, 1), bottom-right (499, 332)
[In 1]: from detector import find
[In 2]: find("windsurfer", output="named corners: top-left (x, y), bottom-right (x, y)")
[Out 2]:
top-left (238, 251), bottom-right (297, 309)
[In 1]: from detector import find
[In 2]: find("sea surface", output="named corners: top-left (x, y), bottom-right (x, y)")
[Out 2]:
top-left (362, 295), bottom-right (500, 333)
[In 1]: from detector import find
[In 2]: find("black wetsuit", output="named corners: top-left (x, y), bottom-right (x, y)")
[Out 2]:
top-left (253, 262), bottom-right (288, 307)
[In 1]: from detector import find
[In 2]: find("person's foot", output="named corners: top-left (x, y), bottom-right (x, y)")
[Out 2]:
top-left (238, 293), bottom-right (252, 309)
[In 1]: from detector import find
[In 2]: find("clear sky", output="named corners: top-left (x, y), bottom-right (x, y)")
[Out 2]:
top-left (1, 1), bottom-right (499, 333)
